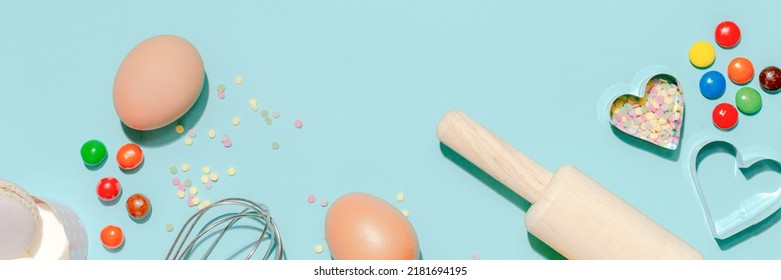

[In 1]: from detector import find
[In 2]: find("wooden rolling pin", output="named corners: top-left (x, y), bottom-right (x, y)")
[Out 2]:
top-left (436, 110), bottom-right (702, 259)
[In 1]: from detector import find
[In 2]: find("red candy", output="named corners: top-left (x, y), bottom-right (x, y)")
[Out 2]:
top-left (126, 193), bottom-right (151, 219)
top-left (712, 103), bottom-right (739, 130)
top-left (100, 225), bottom-right (124, 249)
top-left (117, 143), bottom-right (144, 170)
top-left (96, 177), bottom-right (122, 201)
top-left (715, 21), bottom-right (741, 48)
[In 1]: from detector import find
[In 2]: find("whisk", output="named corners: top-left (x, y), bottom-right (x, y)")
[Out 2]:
top-left (165, 198), bottom-right (284, 260)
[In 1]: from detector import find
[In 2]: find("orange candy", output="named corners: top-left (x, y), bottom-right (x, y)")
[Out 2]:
top-left (728, 57), bottom-right (754, 84)
top-left (116, 143), bottom-right (143, 170)
top-left (100, 225), bottom-right (124, 249)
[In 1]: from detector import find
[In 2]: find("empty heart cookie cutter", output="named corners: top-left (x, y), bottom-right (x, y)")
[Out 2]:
top-left (689, 135), bottom-right (781, 240)
top-left (598, 66), bottom-right (684, 150)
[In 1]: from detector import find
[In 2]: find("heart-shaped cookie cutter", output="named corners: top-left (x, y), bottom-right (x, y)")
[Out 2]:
top-left (689, 135), bottom-right (781, 240)
top-left (597, 65), bottom-right (684, 150)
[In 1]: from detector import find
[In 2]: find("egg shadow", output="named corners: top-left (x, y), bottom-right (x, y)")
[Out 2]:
top-left (441, 143), bottom-right (563, 260)
top-left (121, 74), bottom-right (209, 147)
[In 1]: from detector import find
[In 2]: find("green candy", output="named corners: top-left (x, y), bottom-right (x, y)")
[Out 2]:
top-left (80, 139), bottom-right (107, 166)
top-left (735, 87), bottom-right (762, 115)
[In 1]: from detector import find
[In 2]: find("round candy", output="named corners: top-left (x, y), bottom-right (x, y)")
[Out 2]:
top-left (96, 177), bottom-right (122, 201)
top-left (728, 57), bottom-right (754, 84)
top-left (126, 193), bottom-right (151, 219)
top-left (100, 225), bottom-right (124, 249)
top-left (759, 66), bottom-right (781, 92)
top-left (699, 71), bottom-right (726, 99)
top-left (712, 103), bottom-right (738, 130)
top-left (117, 143), bottom-right (143, 170)
top-left (689, 41), bottom-right (716, 68)
top-left (735, 87), bottom-right (762, 115)
top-left (80, 139), bottom-right (107, 166)
top-left (715, 21), bottom-right (741, 48)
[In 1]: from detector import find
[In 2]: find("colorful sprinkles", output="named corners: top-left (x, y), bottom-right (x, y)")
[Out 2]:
top-left (222, 134), bottom-right (233, 148)
top-left (609, 77), bottom-right (683, 149)
top-left (249, 98), bottom-right (259, 111)
top-left (217, 84), bottom-right (226, 99)
top-left (159, 75), bottom-right (304, 227)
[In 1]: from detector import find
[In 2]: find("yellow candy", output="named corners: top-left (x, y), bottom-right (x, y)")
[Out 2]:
top-left (689, 41), bottom-right (716, 68)
top-left (175, 124), bottom-right (185, 134)
top-left (227, 167), bottom-right (236, 176)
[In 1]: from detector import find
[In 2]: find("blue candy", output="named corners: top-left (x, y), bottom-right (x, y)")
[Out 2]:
top-left (700, 70), bottom-right (726, 99)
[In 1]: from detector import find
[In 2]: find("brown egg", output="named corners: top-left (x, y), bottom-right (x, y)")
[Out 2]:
top-left (113, 35), bottom-right (204, 131)
top-left (325, 192), bottom-right (419, 260)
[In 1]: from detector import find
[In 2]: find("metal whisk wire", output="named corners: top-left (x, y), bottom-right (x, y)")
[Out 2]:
top-left (165, 198), bottom-right (284, 260)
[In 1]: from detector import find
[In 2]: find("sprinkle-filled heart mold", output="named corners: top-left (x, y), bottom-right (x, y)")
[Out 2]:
top-left (609, 73), bottom-right (684, 150)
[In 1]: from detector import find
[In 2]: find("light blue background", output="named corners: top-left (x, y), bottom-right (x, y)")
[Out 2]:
top-left (3, 0), bottom-right (781, 260)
